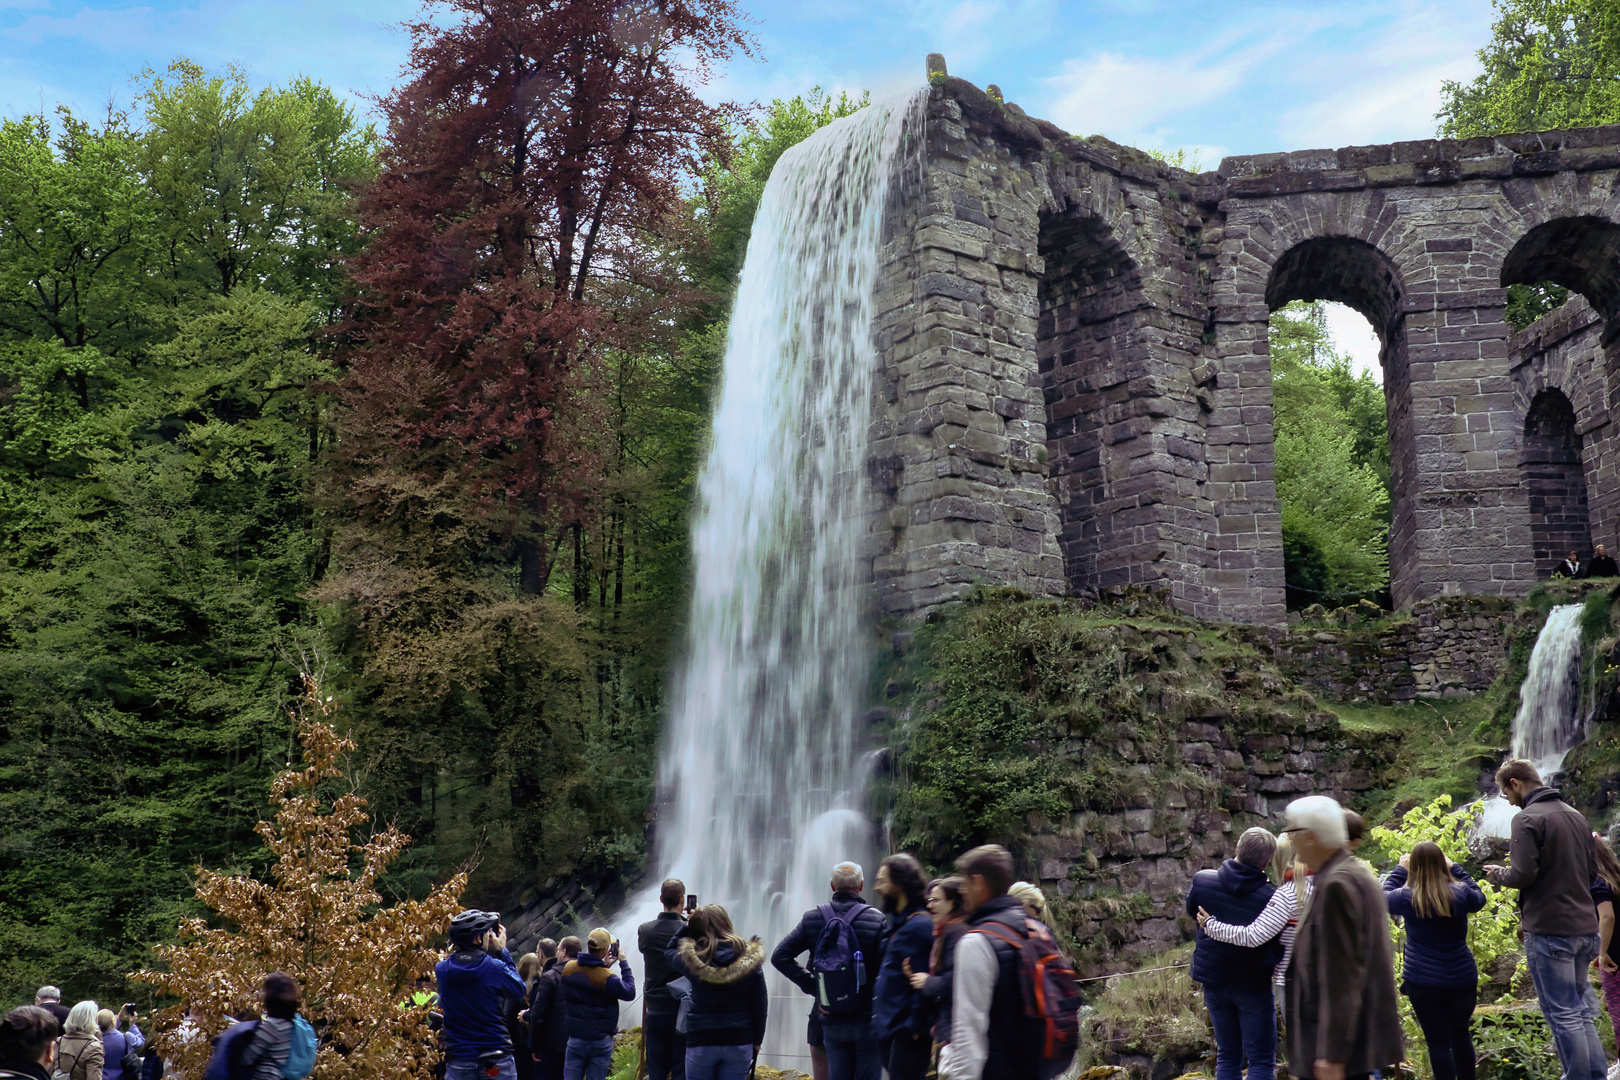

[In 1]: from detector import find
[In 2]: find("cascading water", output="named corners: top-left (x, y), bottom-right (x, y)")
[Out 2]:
top-left (1477, 603), bottom-right (1586, 838)
top-left (611, 88), bottom-right (927, 1061)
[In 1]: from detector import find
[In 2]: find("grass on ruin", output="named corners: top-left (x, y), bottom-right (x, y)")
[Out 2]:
top-left (1332, 696), bottom-right (1497, 828)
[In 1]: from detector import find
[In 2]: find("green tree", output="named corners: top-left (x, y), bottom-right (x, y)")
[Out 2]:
top-left (138, 60), bottom-right (375, 310)
top-left (1270, 302), bottom-right (1391, 606)
top-left (0, 64), bottom-right (368, 1004)
top-left (1437, 0), bottom-right (1620, 326)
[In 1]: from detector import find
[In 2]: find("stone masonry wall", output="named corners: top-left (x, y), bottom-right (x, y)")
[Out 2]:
top-left (880, 64), bottom-right (1620, 624)
top-left (1035, 709), bottom-right (1398, 975)
top-left (1255, 596), bottom-right (1516, 704)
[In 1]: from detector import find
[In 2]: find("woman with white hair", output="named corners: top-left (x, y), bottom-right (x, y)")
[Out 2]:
top-left (1197, 833), bottom-right (1312, 1024)
top-left (53, 1003), bottom-right (102, 1080)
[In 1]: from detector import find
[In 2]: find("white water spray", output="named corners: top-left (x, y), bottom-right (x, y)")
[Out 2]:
top-left (1478, 603), bottom-right (1586, 838)
top-left (612, 88), bottom-right (927, 1060)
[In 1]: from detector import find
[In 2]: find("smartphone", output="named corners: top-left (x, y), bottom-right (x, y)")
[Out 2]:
top-left (122, 1004), bottom-right (137, 1015)
top-left (686, 894), bottom-right (698, 912)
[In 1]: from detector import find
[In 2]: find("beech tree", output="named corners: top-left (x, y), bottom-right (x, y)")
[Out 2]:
top-left (334, 0), bottom-right (752, 595)
top-left (136, 674), bottom-right (465, 1080)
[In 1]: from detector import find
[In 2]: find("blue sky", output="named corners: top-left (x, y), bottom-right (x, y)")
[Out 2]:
top-left (1, 0), bottom-right (1494, 373)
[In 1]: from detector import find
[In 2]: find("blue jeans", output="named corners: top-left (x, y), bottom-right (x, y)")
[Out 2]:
top-left (1525, 932), bottom-right (1607, 1080)
top-left (684, 1045), bottom-right (752, 1080)
top-left (819, 1019), bottom-right (881, 1080)
top-left (644, 1012), bottom-right (685, 1080)
top-left (561, 1037), bottom-right (615, 1080)
top-left (1203, 982), bottom-right (1276, 1080)
top-left (446, 1056), bottom-right (518, 1080)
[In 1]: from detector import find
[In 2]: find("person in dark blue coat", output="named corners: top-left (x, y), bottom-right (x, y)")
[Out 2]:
top-left (1184, 827), bottom-right (1283, 1080)
top-left (771, 861), bottom-right (886, 1080)
top-left (664, 906), bottom-right (768, 1080)
top-left (558, 928), bottom-right (636, 1080)
top-left (437, 911), bottom-right (529, 1080)
top-left (872, 854), bottom-right (934, 1080)
top-left (1383, 841), bottom-right (1487, 1080)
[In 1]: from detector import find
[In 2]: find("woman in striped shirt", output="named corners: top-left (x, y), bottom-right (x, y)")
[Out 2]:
top-left (1196, 834), bottom-right (1312, 1025)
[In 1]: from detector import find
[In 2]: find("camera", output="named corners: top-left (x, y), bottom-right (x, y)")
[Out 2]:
top-left (686, 894), bottom-right (698, 914)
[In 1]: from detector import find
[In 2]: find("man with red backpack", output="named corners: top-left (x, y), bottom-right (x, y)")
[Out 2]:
top-left (941, 845), bottom-right (1080, 1080)
top-left (770, 861), bottom-right (886, 1080)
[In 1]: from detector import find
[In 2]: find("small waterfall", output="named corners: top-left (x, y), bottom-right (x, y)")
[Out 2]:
top-left (1477, 603), bottom-right (1586, 838)
top-left (612, 88), bottom-right (927, 1060)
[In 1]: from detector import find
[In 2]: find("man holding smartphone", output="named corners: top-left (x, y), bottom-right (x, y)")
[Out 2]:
top-left (559, 928), bottom-right (636, 1080)
top-left (437, 910), bottom-right (529, 1080)
top-left (638, 879), bottom-right (690, 1080)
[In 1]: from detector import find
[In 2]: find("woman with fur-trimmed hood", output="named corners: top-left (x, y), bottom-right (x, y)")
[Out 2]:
top-left (665, 905), bottom-right (769, 1080)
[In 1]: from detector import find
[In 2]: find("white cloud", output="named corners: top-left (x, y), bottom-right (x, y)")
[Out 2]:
top-left (1042, 14), bottom-right (1328, 142)
top-left (1272, 0), bottom-right (1493, 148)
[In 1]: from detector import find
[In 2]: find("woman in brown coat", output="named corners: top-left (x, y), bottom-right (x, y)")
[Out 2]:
top-left (53, 1004), bottom-right (103, 1080)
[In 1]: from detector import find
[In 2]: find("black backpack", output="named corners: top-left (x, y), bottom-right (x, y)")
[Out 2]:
top-left (972, 914), bottom-right (1083, 1080)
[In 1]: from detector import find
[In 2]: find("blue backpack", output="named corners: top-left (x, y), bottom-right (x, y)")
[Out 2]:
top-left (811, 903), bottom-right (869, 1013)
top-left (280, 1017), bottom-right (316, 1080)
top-left (203, 1022), bottom-right (258, 1080)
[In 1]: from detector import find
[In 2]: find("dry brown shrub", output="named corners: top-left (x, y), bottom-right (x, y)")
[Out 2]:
top-left (135, 674), bottom-right (466, 1080)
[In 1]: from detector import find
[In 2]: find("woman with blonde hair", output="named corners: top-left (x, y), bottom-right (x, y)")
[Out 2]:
top-left (1008, 881), bottom-right (1049, 924)
top-left (53, 1004), bottom-right (102, 1080)
top-left (1383, 841), bottom-right (1487, 1080)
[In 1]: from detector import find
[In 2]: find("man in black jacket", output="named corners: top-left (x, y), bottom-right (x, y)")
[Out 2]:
top-left (772, 861), bottom-right (885, 1080)
top-left (638, 879), bottom-right (688, 1080)
top-left (1588, 544), bottom-right (1619, 578)
top-left (941, 845), bottom-right (1030, 1080)
top-left (528, 937), bottom-right (578, 1080)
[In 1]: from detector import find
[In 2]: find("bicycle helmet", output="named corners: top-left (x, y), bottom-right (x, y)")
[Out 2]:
top-left (447, 909), bottom-right (500, 947)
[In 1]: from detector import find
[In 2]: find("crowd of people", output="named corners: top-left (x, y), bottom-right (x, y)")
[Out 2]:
top-left (425, 845), bottom-right (1074, 1080)
top-left (1188, 759), bottom-right (1620, 1080)
top-left (0, 976), bottom-right (313, 1080)
top-left (18, 757), bottom-right (1620, 1080)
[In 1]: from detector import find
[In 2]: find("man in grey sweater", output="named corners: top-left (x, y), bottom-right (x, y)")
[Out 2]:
top-left (1486, 759), bottom-right (1605, 1080)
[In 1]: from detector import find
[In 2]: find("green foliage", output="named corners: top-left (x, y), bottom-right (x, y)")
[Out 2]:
top-left (137, 60), bottom-right (376, 309)
top-left (1437, 1), bottom-right (1620, 328)
top-left (1270, 301), bottom-right (1391, 607)
top-left (0, 64), bottom-right (368, 1006)
top-left (1439, 0), bottom-right (1620, 138)
top-left (1506, 281), bottom-right (1571, 329)
top-left (1075, 944), bottom-right (1206, 1070)
top-left (1473, 1004), bottom-right (1564, 1078)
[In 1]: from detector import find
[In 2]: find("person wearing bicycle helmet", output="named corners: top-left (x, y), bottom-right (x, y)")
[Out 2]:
top-left (437, 910), bottom-right (528, 1080)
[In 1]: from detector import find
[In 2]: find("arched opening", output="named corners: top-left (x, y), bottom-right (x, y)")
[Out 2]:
top-left (1502, 216), bottom-right (1620, 335)
top-left (1521, 389), bottom-right (1590, 576)
top-left (1037, 209), bottom-right (1151, 595)
top-left (1264, 237), bottom-right (1404, 607)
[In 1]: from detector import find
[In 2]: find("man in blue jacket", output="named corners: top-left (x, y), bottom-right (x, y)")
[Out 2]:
top-left (559, 928), bottom-right (636, 1080)
top-left (436, 910), bottom-right (530, 1080)
top-left (1184, 827), bottom-right (1283, 1080)
top-left (872, 854), bottom-right (934, 1080)
top-left (771, 861), bottom-right (886, 1080)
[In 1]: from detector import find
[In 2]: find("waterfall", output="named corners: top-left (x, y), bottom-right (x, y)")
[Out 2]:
top-left (1477, 603), bottom-right (1586, 838)
top-left (611, 88), bottom-right (926, 1060)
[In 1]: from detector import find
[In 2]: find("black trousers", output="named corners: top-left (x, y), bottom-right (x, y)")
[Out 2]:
top-left (880, 1031), bottom-right (931, 1080)
top-left (1405, 982), bottom-right (1477, 1080)
top-left (644, 1010), bottom-right (687, 1080)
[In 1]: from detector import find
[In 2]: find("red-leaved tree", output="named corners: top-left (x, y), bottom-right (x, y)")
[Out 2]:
top-left (332, 0), bottom-right (752, 596)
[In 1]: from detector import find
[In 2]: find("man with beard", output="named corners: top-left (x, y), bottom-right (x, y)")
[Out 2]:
top-left (873, 854), bottom-right (934, 1080)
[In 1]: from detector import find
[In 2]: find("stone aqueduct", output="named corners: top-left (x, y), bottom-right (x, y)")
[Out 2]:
top-left (867, 66), bottom-right (1620, 627)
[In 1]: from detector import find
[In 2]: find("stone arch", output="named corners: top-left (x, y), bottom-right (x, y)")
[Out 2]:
top-left (1037, 201), bottom-right (1157, 599)
top-left (1520, 388), bottom-right (1590, 575)
top-left (1261, 236), bottom-right (1411, 606)
top-left (1502, 216), bottom-right (1620, 332)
